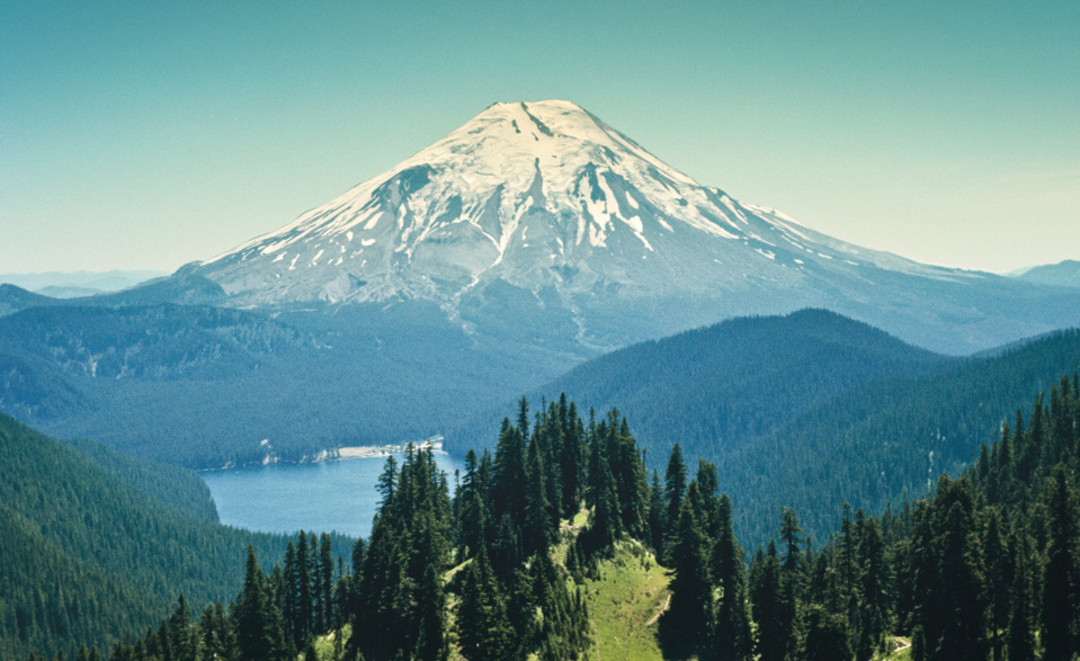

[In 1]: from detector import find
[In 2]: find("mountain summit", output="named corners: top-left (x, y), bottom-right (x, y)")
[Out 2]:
top-left (192, 100), bottom-right (1080, 353)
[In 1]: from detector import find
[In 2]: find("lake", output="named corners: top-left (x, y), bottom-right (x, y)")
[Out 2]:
top-left (200, 451), bottom-right (466, 539)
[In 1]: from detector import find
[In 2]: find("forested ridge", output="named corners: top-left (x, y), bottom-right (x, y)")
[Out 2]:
top-left (15, 369), bottom-right (1080, 660)
top-left (456, 312), bottom-right (1080, 553)
top-left (0, 414), bottom-right (352, 660)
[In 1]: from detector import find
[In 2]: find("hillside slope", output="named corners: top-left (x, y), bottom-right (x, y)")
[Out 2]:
top-left (448, 309), bottom-right (949, 459)
top-left (0, 414), bottom-right (306, 658)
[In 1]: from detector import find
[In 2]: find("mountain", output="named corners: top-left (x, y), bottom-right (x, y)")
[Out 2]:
top-left (448, 309), bottom-right (950, 458)
top-left (1011, 259), bottom-right (1080, 288)
top-left (190, 99), bottom-right (1080, 355)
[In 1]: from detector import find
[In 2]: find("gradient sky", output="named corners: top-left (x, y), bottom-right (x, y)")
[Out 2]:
top-left (2, 1), bottom-right (1077, 274)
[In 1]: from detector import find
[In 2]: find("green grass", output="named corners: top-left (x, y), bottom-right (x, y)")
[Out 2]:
top-left (582, 539), bottom-right (671, 661)
top-left (876, 636), bottom-right (912, 661)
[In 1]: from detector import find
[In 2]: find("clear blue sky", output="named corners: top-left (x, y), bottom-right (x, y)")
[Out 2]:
top-left (2, 0), bottom-right (1077, 273)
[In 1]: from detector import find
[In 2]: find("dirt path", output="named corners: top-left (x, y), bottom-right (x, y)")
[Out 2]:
top-left (645, 594), bottom-right (671, 627)
top-left (890, 637), bottom-right (912, 657)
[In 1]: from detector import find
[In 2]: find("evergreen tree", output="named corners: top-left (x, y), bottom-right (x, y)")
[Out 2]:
top-left (662, 495), bottom-right (711, 658)
top-left (493, 417), bottom-right (527, 528)
top-left (982, 509), bottom-right (1011, 661)
top-left (854, 513), bottom-right (886, 661)
top-left (233, 546), bottom-right (285, 661)
top-left (662, 443), bottom-right (687, 564)
top-left (911, 476), bottom-right (986, 661)
top-left (558, 397), bottom-right (585, 518)
top-left (778, 507), bottom-right (804, 661)
top-left (710, 494), bottom-right (751, 661)
top-left (800, 604), bottom-right (851, 661)
top-left (1041, 464), bottom-right (1079, 661)
top-left (750, 542), bottom-right (785, 661)
top-left (456, 549), bottom-right (513, 661)
top-left (523, 434), bottom-right (552, 556)
top-left (647, 469), bottom-right (666, 553)
top-left (1007, 532), bottom-right (1035, 661)
top-left (316, 533), bottom-right (335, 633)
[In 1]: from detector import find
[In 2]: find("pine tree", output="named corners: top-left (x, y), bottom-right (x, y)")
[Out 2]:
top-left (911, 476), bottom-right (986, 661)
top-left (558, 396), bottom-right (585, 518)
top-left (662, 495), bottom-right (711, 658)
top-left (662, 443), bottom-right (687, 564)
top-left (523, 434), bottom-right (552, 556)
top-left (1041, 464), bottom-right (1079, 661)
top-left (493, 417), bottom-right (527, 527)
top-left (750, 542), bottom-right (785, 661)
top-left (233, 546), bottom-right (285, 661)
top-left (800, 604), bottom-right (851, 661)
top-left (456, 549), bottom-right (513, 661)
top-left (854, 513), bottom-right (886, 661)
top-left (778, 507), bottom-right (804, 661)
top-left (711, 493), bottom-right (751, 661)
top-left (316, 533), bottom-right (335, 633)
top-left (982, 509), bottom-right (1011, 661)
top-left (647, 469), bottom-right (665, 553)
top-left (1007, 532), bottom-right (1035, 661)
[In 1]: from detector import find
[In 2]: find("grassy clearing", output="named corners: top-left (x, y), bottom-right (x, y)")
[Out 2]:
top-left (876, 636), bottom-right (912, 661)
top-left (582, 539), bottom-right (671, 661)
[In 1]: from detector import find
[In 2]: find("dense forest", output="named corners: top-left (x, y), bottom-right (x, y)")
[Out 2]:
top-left (0, 299), bottom-right (581, 468)
top-left (16, 370), bottom-right (1080, 660)
top-left (0, 414), bottom-right (352, 660)
top-left (456, 313), bottom-right (1080, 552)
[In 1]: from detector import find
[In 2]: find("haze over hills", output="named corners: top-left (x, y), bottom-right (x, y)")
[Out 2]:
top-left (1011, 259), bottom-right (1080, 289)
top-left (0, 270), bottom-right (167, 297)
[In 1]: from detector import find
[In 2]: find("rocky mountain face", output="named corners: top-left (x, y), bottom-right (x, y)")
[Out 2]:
top-left (189, 100), bottom-right (1080, 354)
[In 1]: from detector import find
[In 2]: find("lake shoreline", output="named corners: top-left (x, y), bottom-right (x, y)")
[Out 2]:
top-left (197, 436), bottom-right (446, 472)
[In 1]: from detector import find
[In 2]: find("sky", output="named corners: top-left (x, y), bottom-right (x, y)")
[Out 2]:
top-left (2, 1), bottom-right (1078, 274)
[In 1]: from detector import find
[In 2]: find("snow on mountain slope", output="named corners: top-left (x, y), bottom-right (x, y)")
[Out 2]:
top-left (191, 100), bottom-right (1080, 354)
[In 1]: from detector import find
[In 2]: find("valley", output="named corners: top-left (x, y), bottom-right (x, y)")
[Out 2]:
top-left (3, 101), bottom-right (1079, 661)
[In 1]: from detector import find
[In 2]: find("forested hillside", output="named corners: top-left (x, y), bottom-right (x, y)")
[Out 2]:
top-left (723, 328), bottom-right (1080, 548)
top-left (0, 414), bottom-right (351, 660)
top-left (0, 300), bottom-right (583, 468)
top-left (22, 371), bottom-right (1079, 661)
top-left (457, 312), bottom-right (1080, 551)
top-left (449, 309), bottom-right (949, 460)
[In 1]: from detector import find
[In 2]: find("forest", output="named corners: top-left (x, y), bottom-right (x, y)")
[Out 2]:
top-left (12, 369), bottom-right (1080, 660)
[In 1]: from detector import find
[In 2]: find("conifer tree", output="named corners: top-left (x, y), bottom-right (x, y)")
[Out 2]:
top-left (662, 443), bottom-right (687, 563)
top-left (750, 542), bottom-right (785, 661)
top-left (982, 509), bottom-right (1011, 661)
top-left (778, 507), bottom-right (804, 661)
top-left (558, 397), bottom-right (585, 517)
top-left (316, 533), bottom-right (334, 633)
top-left (647, 469), bottom-right (665, 552)
top-left (710, 493), bottom-right (751, 661)
top-left (523, 434), bottom-right (552, 555)
top-left (234, 546), bottom-right (285, 661)
top-left (1007, 532), bottom-right (1035, 661)
top-left (456, 548), bottom-right (513, 661)
top-left (854, 513), bottom-right (886, 661)
top-left (662, 495), bottom-right (711, 658)
top-left (911, 476), bottom-right (986, 661)
top-left (1041, 464), bottom-right (1079, 661)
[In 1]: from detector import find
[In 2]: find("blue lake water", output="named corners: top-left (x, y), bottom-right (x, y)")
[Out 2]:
top-left (200, 452), bottom-right (466, 539)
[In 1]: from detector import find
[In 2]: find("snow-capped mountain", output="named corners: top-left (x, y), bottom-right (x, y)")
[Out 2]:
top-left (191, 100), bottom-right (1080, 354)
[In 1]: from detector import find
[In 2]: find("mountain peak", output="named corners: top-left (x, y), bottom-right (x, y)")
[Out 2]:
top-left (192, 100), bottom-right (1021, 353)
